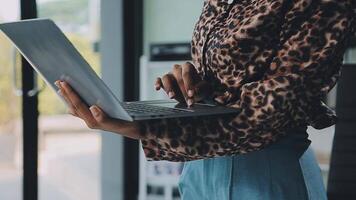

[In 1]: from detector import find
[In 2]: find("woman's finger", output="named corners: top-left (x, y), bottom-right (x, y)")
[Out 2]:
top-left (55, 81), bottom-right (77, 112)
top-left (89, 105), bottom-right (110, 124)
top-left (161, 74), bottom-right (175, 97)
top-left (181, 62), bottom-right (201, 106)
top-left (154, 77), bottom-right (162, 91)
top-left (161, 73), bottom-right (185, 102)
top-left (59, 81), bottom-right (87, 111)
top-left (59, 81), bottom-right (98, 128)
top-left (172, 64), bottom-right (188, 101)
top-left (181, 62), bottom-right (200, 95)
top-left (57, 89), bottom-right (74, 109)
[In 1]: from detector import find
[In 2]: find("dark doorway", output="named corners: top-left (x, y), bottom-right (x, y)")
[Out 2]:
top-left (20, 0), bottom-right (39, 200)
top-left (123, 0), bottom-right (143, 199)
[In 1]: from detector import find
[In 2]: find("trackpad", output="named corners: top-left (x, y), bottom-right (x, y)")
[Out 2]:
top-left (153, 101), bottom-right (217, 111)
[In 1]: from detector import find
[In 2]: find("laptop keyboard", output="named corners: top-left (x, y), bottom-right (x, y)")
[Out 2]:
top-left (122, 103), bottom-right (191, 115)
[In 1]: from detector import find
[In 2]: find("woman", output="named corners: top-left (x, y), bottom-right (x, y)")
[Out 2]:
top-left (55, 0), bottom-right (355, 199)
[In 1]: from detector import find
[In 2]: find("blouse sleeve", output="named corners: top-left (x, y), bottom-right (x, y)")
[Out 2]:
top-left (139, 0), bottom-right (355, 162)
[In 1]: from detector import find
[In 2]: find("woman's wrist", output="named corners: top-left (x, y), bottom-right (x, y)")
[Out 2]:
top-left (104, 121), bottom-right (143, 140)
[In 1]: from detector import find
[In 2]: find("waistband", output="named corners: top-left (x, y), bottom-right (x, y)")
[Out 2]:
top-left (267, 125), bottom-right (311, 153)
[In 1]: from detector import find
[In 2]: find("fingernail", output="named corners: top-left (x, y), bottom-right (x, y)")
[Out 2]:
top-left (90, 106), bottom-right (100, 117)
top-left (54, 81), bottom-right (60, 88)
top-left (187, 99), bottom-right (193, 106)
top-left (168, 91), bottom-right (175, 98)
top-left (188, 90), bottom-right (194, 97)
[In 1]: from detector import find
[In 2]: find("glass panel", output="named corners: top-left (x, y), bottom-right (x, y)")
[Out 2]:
top-left (0, 1), bottom-right (22, 200)
top-left (37, 0), bottom-right (101, 199)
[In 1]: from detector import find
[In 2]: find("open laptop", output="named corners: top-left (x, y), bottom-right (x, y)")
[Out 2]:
top-left (0, 19), bottom-right (240, 121)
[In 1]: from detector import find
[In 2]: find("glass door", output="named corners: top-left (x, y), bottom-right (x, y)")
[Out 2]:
top-left (36, 0), bottom-right (102, 199)
top-left (0, 1), bottom-right (22, 199)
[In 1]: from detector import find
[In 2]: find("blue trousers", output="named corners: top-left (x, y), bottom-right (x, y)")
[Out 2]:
top-left (178, 126), bottom-right (327, 200)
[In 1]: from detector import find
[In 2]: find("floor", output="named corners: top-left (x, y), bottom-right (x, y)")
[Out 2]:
top-left (0, 115), bottom-right (101, 200)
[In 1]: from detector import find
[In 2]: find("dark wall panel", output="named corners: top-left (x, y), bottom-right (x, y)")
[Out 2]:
top-left (328, 64), bottom-right (356, 199)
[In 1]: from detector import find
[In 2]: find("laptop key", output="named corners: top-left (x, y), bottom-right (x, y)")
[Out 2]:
top-left (122, 103), bottom-right (190, 115)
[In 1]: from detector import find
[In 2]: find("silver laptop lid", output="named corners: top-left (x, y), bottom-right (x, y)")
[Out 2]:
top-left (0, 18), bottom-right (133, 121)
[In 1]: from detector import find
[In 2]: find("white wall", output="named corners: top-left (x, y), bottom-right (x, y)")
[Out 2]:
top-left (143, 0), bottom-right (204, 54)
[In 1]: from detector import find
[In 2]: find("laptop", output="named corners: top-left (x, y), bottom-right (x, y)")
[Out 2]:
top-left (0, 19), bottom-right (240, 121)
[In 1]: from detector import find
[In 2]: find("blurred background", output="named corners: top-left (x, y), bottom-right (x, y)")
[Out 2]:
top-left (0, 0), bottom-right (355, 200)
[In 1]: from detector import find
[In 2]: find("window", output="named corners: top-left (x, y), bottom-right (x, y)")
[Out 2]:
top-left (36, 0), bottom-right (102, 199)
top-left (0, 1), bottom-right (22, 199)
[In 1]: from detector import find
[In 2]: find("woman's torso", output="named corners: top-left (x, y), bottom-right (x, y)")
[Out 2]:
top-left (190, 0), bottom-right (344, 128)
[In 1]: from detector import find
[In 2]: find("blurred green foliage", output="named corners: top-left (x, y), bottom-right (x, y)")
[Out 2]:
top-left (0, 0), bottom-right (100, 127)
top-left (38, 0), bottom-right (89, 26)
top-left (0, 34), bottom-right (21, 127)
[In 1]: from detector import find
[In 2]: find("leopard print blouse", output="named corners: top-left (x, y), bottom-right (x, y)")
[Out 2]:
top-left (139, 0), bottom-right (356, 162)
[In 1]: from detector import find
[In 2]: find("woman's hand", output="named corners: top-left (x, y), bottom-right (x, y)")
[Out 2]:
top-left (155, 62), bottom-right (212, 106)
top-left (54, 80), bottom-right (142, 140)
